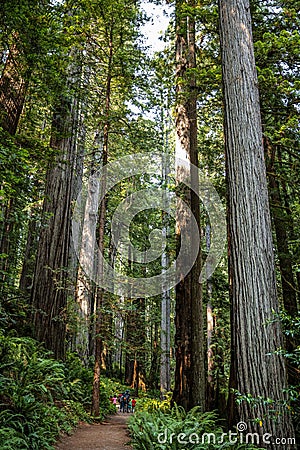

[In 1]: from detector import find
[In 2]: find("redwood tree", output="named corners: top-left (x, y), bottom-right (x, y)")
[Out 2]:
top-left (219, 0), bottom-right (295, 443)
top-left (172, 0), bottom-right (206, 411)
top-left (31, 86), bottom-right (84, 360)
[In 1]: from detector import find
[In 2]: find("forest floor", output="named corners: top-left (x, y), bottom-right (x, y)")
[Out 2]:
top-left (55, 412), bottom-right (133, 450)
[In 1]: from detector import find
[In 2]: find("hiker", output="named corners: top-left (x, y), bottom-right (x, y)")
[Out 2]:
top-left (120, 395), bottom-right (125, 413)
top-left (128, 399), bottom-right (132, 413)
top-left (123, 390), bottom-right (130, 413)
top-left (113, 394), bottom-right (118, 410)
top-left (131, 398), bottom-right (136, 413)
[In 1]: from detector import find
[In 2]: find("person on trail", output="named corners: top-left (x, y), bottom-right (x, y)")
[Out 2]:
top-left (123, 390), bottom-right (130, 413)
top-left (120, 395), bottom-right (125, 413)
top-left (113, 394), bottom-right (118, 410)
top-left (128, 399), bottom-right (132, 413)
top-left (131, 398), bottom-right (136, 413)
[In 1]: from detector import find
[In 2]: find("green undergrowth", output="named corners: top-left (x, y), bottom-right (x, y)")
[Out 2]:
top-left (128, 398), bottom-right (264, 450)
top-left (0, 334), bottom-right (114, 449)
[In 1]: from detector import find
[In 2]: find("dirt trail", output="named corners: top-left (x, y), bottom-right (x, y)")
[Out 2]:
top-left (55, 413), bottom-right (133, 450)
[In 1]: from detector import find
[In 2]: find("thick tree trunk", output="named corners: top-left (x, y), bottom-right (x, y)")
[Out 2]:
top-left (31, 92), bottom-right (83, 360)
top-left (75, 172), bottom-right (100, 364)
top-left (172, 0), bottom-right (205, 411)
top-left (73, 129), bottom-right (102, 364)
top-left (124, 296), bottom-right (147, 393)
top-left (0, 41), bottom-right (29, 287)
top-left (160, 282), bottom-right (171, 396)
top-left (0, 41), bottom-right (28, 134)
top-left (91, 146), bottom-right (107, 416)
top-left (91, 27), bottom-right (112, 415)
top-left (124, 346), bottom-right (135, 386)
top-left (206, 300), bottom-right (214, 406)
top-left (205, 223), bottom-right (215, 410)
top-left (219, 0), bottom-right (296, 445)
top-left (160, 104), bottom-right (171, 398)
top-left (149, 298), bottom-right (160, 391)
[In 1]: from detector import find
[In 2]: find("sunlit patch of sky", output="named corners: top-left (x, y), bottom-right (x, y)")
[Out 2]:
top-left (140, 1), bottom-right (172, 55)
top-left (52, 0), bottom-right (172, 54)
top-left (127, 1), bottom-right (173, 118)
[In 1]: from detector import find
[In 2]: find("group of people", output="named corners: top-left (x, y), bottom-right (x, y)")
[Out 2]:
top-left (111, 390), bottom-right (136, 413)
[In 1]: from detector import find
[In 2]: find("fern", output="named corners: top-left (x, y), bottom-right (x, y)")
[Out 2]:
top-left (128, 401), bottom-right (264, 450)
top-left (0, 336), bottom-right (94, 449)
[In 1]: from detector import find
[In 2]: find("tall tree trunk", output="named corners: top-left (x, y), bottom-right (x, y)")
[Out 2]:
top-left (132, 297), bottom-right (147, 396)
top-left (206, 223), bottom-right (215, 410)
top-left (74, 131), bottom-right (102, 364)
top-left (124, 295), bottom-right (147, 394)
top-left (172, 0), bottom-right (205, 411)
top-left (0, 41), bottom-right (28, 134)
top-left (0, 40), bottom-right (29, 286)
top-left (149, 297), bottom-right (160, 391)
top-left (219, 0), bottom-right (295, 444)
top-left (160, 268), bottom-right (171, 397)
top-left (75, 174), bottom-right (100, 364)
top-left (91, 26), bottom-right (113, 416)
top-left (31, 89), bottom-right (84, 360)
top-left (91, 132), bottom-right (107, 417)
top-left (160, 152), bottom-right (171, 397)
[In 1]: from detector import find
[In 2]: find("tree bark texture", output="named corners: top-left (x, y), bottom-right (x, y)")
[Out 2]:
top-left (0, 42), bottom-right (28, 134)
top-left (31, 93), bottom-right (83, 361)
top-left (91, 25), bottom-right (112, 416)
top-left (172, 0), bottom-right (206, 411)
top-left (91, 146), bottom-right (107, 416)
top-left (219, 0), bottom-right (296, 445)
top-left (160, 152), bottom-right (171, 397)
top-left (0, 41), bottom-right (29, 286)
top-left (149, 297), bottom-right (160, 391)
top-left (160, 283), bottom-right (171, 396)
top-left (75, 173), bottom-right (100, 364)
top-left (124, 296), bottom-right (147, 394)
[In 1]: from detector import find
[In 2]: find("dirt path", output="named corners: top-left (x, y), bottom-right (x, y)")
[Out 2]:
top-left (55, 413), bottom-right (133, 450)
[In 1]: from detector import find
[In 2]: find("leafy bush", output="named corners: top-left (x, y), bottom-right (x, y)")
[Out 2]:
top-left (64, 352), bottom-right (93, 408)
top-left (0, 335), bottom-right (92, 449)
top-left (128, 400), bottom-right (264, 449)
top-left (99, 377), bottom-right (119, 417)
